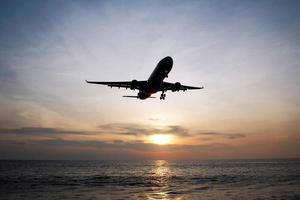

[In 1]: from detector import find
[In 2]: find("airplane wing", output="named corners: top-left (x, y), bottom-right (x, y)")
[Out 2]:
top-left (85, 80), bottom-right (147, 90)
top-left (161, 81), bottom-right (204, 91)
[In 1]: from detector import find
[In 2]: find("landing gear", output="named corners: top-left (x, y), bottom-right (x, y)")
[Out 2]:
top-left (160, 91), bottom-right (166, 100)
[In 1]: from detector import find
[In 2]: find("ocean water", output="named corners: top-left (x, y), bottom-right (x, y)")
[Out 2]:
top-left (0, 159), bottom-right (299, 200)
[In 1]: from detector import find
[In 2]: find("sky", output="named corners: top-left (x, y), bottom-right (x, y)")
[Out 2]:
top-left (0, 0), bottom-right (299, 160)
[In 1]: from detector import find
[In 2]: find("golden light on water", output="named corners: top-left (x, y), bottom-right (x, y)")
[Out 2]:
top-left (150, 134), bottom-right (172, 145)
top-left (146, 160), bottom-right (173, 200)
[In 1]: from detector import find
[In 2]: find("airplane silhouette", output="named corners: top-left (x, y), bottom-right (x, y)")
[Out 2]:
top-left (86, 56), bottom-right (203, 100)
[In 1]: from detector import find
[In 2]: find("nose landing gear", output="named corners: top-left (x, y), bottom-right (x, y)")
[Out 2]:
top-left (160, 91), bottom-right (166, 100)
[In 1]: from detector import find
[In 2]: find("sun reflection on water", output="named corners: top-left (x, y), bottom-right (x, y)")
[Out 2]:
top-left (153, 160), bottom-right (170, 177)
top-left (146, 160), bottom-right (182, 200)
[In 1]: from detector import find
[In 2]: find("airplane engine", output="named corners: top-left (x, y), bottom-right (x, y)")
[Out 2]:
top-left (172, 82), bottom-right (181, 92)
top-left (130, 79), bottom-right (138, 89)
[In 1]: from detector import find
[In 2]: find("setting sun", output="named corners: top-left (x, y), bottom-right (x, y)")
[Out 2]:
top-left (150, 134), bottom-right (172, 145)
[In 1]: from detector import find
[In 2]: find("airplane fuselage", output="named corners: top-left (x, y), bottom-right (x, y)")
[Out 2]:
top-left (138, 56), bottom-right (173, 99)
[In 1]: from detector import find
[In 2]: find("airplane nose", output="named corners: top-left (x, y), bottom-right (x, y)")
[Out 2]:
top-left (163, 56), bottom-right (173, 66)
top-left (164, 56), bottom-right (173, 62)
top-left (157, 56), bottom-right (173, 71)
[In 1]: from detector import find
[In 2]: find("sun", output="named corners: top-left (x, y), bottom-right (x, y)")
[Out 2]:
top-left (150, 134), bottom-right (172, 145)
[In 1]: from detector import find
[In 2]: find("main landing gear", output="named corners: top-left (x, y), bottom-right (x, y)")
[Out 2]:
top-left (160, 91), bottom-right (166, 100)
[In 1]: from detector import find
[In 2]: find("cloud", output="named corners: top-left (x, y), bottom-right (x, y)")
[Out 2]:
top-left (98, 123), bottom-right (156, 136)
top-left (0, 138), bottom-right (228, 153)
top-left (0, 126), bottom-right (233, 153)
top-left (0, 127), bottom-right (89, 136)
top-left (166, 125), bottom-right (189, 136)
top-left (198, 132), bottom-right (246, 140)
top-left (98, 123), bottom-right (191, 137)
top-left (0, 125), bottom-right (246, 141)
top-left (227, 133), bottom-right (246, 139)
top-left (0, 126), bottom-right (246, 160)
top-left (148, 118), bottom-right (160, 121)
top-left (98, 123), bottom-right (246, 140)
top-left (36, 139), bottom-right (108, 147)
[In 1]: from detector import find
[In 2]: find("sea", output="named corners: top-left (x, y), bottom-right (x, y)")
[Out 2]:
top-left (0, 159), bottom-right (299, 200)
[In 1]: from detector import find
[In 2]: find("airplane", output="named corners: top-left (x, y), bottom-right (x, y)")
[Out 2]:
top-left (86, 56), bottom-right (204, 100)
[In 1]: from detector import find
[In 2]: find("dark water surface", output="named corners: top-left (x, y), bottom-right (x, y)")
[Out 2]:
top-left (0, 159), bottom-right (299, 200)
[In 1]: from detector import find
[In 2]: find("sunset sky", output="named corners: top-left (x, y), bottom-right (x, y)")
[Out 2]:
top-left (0, 0), bottom-right (299, 160)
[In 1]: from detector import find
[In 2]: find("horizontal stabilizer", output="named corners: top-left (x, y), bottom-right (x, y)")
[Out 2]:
top-left (122, 96), bottom-right (156, 98)
top-left (123, 95), bottom-right (139, 98)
